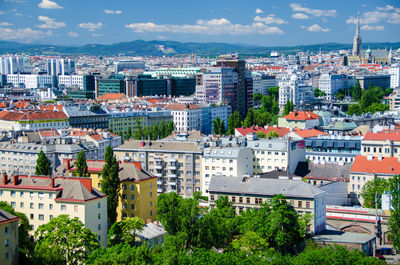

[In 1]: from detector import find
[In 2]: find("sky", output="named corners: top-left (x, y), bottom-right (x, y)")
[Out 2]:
top-left (0, 0), bottom-right (399, 47)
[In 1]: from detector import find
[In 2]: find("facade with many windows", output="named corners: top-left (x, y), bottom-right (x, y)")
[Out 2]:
top-left (0, 209), bottom-right (18, 265)
top-left (0, 174), bottom-right (108, 247)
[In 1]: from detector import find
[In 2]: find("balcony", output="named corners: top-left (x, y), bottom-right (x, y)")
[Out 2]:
top-left (168, 174), bottom-right (177, 178)
top-left (154, 172), bottom-right (162, 177)
top-left (157, 188), bottom-right (164, 193)
top-left (168, 180), bottom-right (177, 185)
top-left (154, 165), bottom-right (163, 170)
top-left (168, 166), bottom-right (177, 170)
top-left (169, 158), bottom-right (177, 162)
top-left (157, 179), bottom-right (164, 185)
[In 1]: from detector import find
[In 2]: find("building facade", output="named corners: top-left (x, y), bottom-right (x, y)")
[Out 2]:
top-left (0, 209), bottom-right (19, 265)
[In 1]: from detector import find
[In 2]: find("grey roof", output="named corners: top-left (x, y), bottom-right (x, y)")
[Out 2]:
top-left (312, 230), bottom-right (375, 244)
top-left (137, 222), bottom-right (167, 241)
top-left (204, 147), bottom-right (249, 158)
top-left (294, 162), bottom-right (351, 180)
top-left (322, 120), bottom-right (358, 131)
top-left (246, 139), bottom-right (287, 151)
top-left (0, 208), bottom-right (18, 223)
top-left (115, 140), bottom-right (202, 153)
top-left (63, 106), bottom-right (99, 117)
top-left (208, 176), bottom-right (325, 199)
top-left (260, 170), bottom-right (301, 180)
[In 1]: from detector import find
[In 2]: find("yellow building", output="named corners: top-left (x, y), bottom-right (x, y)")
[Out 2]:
top-left (361, 132), bottom-right (400, 158)
top-left (0, 209), bottom-right (19, 265)
top-left (62, 159), bottom-right (157, 222)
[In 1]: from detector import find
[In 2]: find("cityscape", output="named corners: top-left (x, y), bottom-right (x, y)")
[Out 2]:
top-left (0, 0), bottom-right (400, 264)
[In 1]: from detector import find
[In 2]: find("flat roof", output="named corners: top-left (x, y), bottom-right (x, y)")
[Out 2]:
top-left (312, 230), bottom-right (375, 244)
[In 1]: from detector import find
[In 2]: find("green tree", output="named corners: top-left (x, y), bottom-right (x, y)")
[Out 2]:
top-left (126, 127), bottom-right (132, 140)
top-left (352, 80), bottom-right (362, 101)
top-left (35, 150), bottom-right (52, 176)
top-left (267, 131), bottom-right (279, 139)
top-left (347, 104), bottom-right (362, 116)
top-left (75, 150), bottom-right (88, 178)
top-left (253, 93), bottom-right (263, 102)
top-left (257, 131), bottom-right (266, 138)
top-left (108, 217), bottom-right (145, 247)
top-left (363, 103), bottom-right (389, 114)
top-left (255, 111), bottom-right (271, 126)
top-left (268, 86), bottom-right (279, 101)
top-left (0, 202), bottom-right (33, 260)
top-left (283, 101), bottom-right (294, 115)
top-left (87, 244), bottom-right (155, 265)
top-left (314, 88), bottom-right (322, 98)
top-left (388, 175), bottom-right (400, 253)
top-left (243, 108), bottom-right (256, 127)
top-left (227, 111), bottom-right (242, 135)
top-left (361, 178), bottom-right (389, 208)
top-left (213, 117), bottom-right (223, 134)
top-left (34, 215), bottom-right (100, 265)
top-left (101, 146), bottom-right (121, 226)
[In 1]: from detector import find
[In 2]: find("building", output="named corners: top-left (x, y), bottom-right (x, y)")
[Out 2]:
top-left (58, 75), bottom-right (84, 89)
top-left (0, 110), bottom-right (69, 131)
top-left (216, 54), bottom-right (248, 118)
top-left (0, 56), bottom-right (24, 75)
top-left (67, 75), bottom-right (96, 99)
top-left (202, 146), bottom-right (253, 195)
top-left (95, 75), bottom-right (126, 97)
top-left (0, 174), bottom-right (108, 246)
top-left (63, 105), bottom-right (108, 129)
top-left (60, 160), bottom-right (157, 222)
top-left (386, 90), bottom-right (400, 110)
top-left (114, 140), bottom-right (202, 197)
top-left (235, 125), bottom-right (291, 138)
top-left (305, 135), bottom-right (361, 164)
top-left (0, 209), bottom-right (19, 265)
top-left (115, 61), bottom-right (145, 72)
top-left (355, 75), bottom-right (391, 90)
top-left (137, 221), bottom-right (167, 248)
top-left (208, 176), bottom-right (326, 234)
top-left (278, 111), bottom-right (320, 129)
top-left (318, 73), bottom-right (355, 101)
top-left (361, 131), bottom-right (400, 158)
top-left (278, 74), bottom-right (314, 107)
top-left (252, 73), bottom-right (277, 95)
top-left (47, 59), bottom-right (75, 76)
top-left (349, 155), bottom-right (400, 202)
top-left (321, 120), bottom-right (358, 136)
top-left (6, 74), bottom-right (55, 89)
top-left (389, 66), bottom-right (400, 89)
top-left (352, 12), bottom-right (362, 57)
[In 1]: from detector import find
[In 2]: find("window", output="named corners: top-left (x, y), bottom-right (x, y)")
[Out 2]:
top-left (306, 202), bottom-right (310, 208)
top-left (97, 213), bottom-right (101, 220)
top-left (98, 224), bottom-right (101, 231)
top-left (38, 192), bottom-right (44, 199)
top-left (5, 252), bottom-right (9, 260)
top-left (49, 204), bottom-right (53, 210)
top-left (20, 202), bottom-right (24, 208)
top-left (231, 196), bottom-right (236, 203)
top-left (131, 194), bottom-right (134, 200)
top-left (150, 210), bottom-right (153, 216)
top-left (38, 203), bottom-right (44, 210)
top-left (49, 193), bottom-right (53, 199)
top-left (239, 197), bottom-right (243, 203)
top-left (210, 195), bottom-right (215, 201)
top-left (255, 198), bottom-right (262, 204)
top-left (11, 202), bottom-right (15, 208)
top-left (61, 205), bottom-right (66, 211)
top-left (4, 226), bottom-right (8, 233)
top-left (150, 201), bottom-right (153, 207)
top-left (39, 214), bottom-right (44, 221)
top-left (122, 203), bottom-right (127, 209)
top-left (131, 204), bottom-right (135, 210)
top-left (150, 192), bottom-right (152, 198)
top-left (11, 191), bottom-right (15, 197)
top-left (30, 214), bottom-right (34, 220)
top-left (131, 185), bottom-right (134, 191)
top-left (122, 184), bottom-right (126, 190)
top-left (98, 202), bottom-right (101, 209)
top-left (122, 194), bottom-right (126, 200)
top-left (298, 201), bottom-right (302, 208)
top-left (30, 203), bottom-right (34, 209)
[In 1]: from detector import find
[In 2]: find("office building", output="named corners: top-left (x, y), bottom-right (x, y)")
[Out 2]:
top-left (0, 56), bottom-right (24, 75)
top-left (355, 75), bottom-right (390, 90)
top-left (115, 61), bottom-right (145, 72)
top-left (318, 73), bottom-right (355, 101)
top-left (47, 59), bottom-right (75, 76)
top-left (6, 74), bottom-right (55, 89)
top-left (278, 111), bottom-right (320, 129)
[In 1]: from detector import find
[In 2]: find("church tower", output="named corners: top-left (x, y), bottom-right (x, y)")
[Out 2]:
top-left (352, 11), bottom-right (362, 56)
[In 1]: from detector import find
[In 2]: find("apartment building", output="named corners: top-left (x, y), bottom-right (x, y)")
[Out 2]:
top-left (114, 140), bottom-right (202, 197)
top-left (0, 209), bottom-right (19, 265)
top-left (202, 146), bottom-right (253, 195)
top-left (278, 111), bottom-right (320, 129)
top-left (60, 160), bottom-right (157, 222)
top-left (6, 74), bottom-right (55, 89)
top-left (389, 66), bottom-right (400, 89)
top-left (208, 176), bottom-right (326, 234)
top-left (361, 132), bottom-right (400, 158)
top-left (318, 73), bottom-right (355, 101)
top-left (0, 110), bottom-right (69, 132)
top-left (349, 155), bottom-right (400, 203)
top-left (0, 174), bottom-right (108, 247)
top-left (58, 75), bottom-right (84, 89)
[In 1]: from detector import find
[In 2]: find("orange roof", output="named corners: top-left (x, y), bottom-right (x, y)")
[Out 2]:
top-left (166, 104), bottom-right (201, 110)
top-left (363, 132), bottom-right (400, 141)
top-left (0, 110), bottom-right (68, 121)
top-left (283, 111), bottom-right (320, 121)
top-left (39, 129), bottom-right (60, 137)
top-left (293, 128), bottom-right (327, 138)
top-left (235, 126), bottom-right (290, 137)
top-left (351, 155), bottom-right (400, 175)
top-left (97, 93), bottom-right (126, 100)
top-left (38, 105), bottom-right (64, 111)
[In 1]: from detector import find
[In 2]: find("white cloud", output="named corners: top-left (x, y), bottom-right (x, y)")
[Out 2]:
top-left (0, 11), bottom-right (4, 15)
top-left (125, 18), bottom-right (284, 35)
top-left (67, 31), bottom-right (78, 37)
top-left (104, 9), bottom-right (122, 15)
top-left (91, 33), bottom-right (102, 37)
top-left (254, 14), bottom-right (288, 24)
top-left (78, 22), bottom-right (103, 31)
top-left (291, 13), bottom-right (309, 19)
top-left (307, 24), bottom-right (330, 32)
top-left (0, 22), bottom-right (12, 27)
top-left (255, 8), bottom-right (264, 14)
top-left (361, 25), bottom-right (384, 31)
top-left (289, 3), bottom-right (337, 17)
top-left (0, 27), bottom-right (52, 43)
top-left (377, 5), bottom-right (400, 12)
top-left (38, 0), bottom-right (64, 9)
top-left (346, 6), bottom-right (400, 25)
top-left (37, 16), bottom-right (65, 29)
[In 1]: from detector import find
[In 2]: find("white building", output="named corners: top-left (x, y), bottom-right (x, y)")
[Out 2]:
top-left (318, 73), bottom-right (355, 101)
top-left (6, 74), bottom-right (54, 89)
top-left (0, 110), bottom-right (69, 131)
top-left (252, 73), bottom-right (277, 95)
top-left (48, 59), bottom-right (75, 76)
top-left (201, 146), bottom-right (253, 196)
top-left (278, 74), bottom-right (313, 107)
top-left (389, 66), bottom-right (400, 89)
top-left (0, 56), bottom-right (24, 75)
top-left (58, 75), bottom-right (84, 89)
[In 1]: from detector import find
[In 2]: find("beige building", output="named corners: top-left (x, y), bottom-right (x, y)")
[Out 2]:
top-left (349, 155), bottom-right (400, 204)
top-left (361, 132), bottom-right (400, 158)
top-left (0, 209), bottom-right (19, 265)
top-left (0, 174), bottom-right (108, 247)
top-left (208, 176), bottom-right (326, 234)
top-left (114, 140), bottom-right (202, 197)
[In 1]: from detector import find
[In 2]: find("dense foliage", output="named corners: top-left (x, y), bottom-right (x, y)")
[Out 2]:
top-left (75, 150), bottom-right (88, 178)
top-left (212, 116), bottom-right (226, 134)
top-left (101, 146), bottom-right (121, 226)
top-left (284, 101), bottom-right (294, 115)
top-left (388, 175), bottom-right (400, 253)
top-left (361, 178), bottom-right (389, 208)
top-left (108, 217), bottom-right (145, 247)
top-left (134, 120), bottom-right (175, 140)
top-left (35, 150), bottom-right (52, 176)
top-left (347, 85), bottom-right (389, 115)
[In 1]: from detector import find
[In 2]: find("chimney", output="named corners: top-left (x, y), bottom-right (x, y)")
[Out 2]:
top-left (2, 172), bottom-right (7, 185)
top-left (13, 174), bottom-right (18, 185)
top-left (378, 155), bottom-right (383, 161)
top-left (155, 220), bottom-right (160, 226)
top-left (367, 155), bottom-right (373, 161)
top-left (77, 177), bottom-right (92, 193)
top-left (50, 177), bottom-right (55, 188)
top-left (146, 219), bottom-right (152, 224)
top-left (140, 142), bottom-right (145, 148)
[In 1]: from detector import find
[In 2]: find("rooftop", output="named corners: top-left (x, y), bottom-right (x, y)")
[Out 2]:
top-left (283, 111), bottom-right (320, 121)
top-left (363, 132), bottom-right (400, 141)
top-left (312, 230), bottom-right (375, 244)
top-left (351, 155), bottom-right (400, 175)
top-left (0, 209), bottom-right (18, 224)
top-left (115, 140), bottom-right (202, 153)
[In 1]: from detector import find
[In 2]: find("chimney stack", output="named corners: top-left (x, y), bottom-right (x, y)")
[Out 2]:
top-left (50, 177), bottom-right (55, 188)
top-left (2, 172), bottom-right (7, 185)
top-left (13, 174), bottom-right (18, 185)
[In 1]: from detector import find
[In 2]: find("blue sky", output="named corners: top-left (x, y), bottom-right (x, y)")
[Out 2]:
top-left (0, 0), bottom-right (399, 46)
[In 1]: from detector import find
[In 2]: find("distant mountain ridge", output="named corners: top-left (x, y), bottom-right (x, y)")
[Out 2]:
top-left (0, 40), bottom-right (399, 56)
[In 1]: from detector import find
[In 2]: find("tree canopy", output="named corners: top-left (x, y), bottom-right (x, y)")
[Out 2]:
top-left (35, 150), bottom-right (52, 176)
top-left (212, 117), bottom-right (226, 135)
top-left (388, 175), bottom-right (400, 253)
top-left (361, 178), bottom-right (389, 208)
top-left (75, 150), bottom-right (88, 178)
top-left (108, 217), bottom-right (145, 247)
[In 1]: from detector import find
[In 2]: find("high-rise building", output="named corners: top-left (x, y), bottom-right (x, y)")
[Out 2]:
top-left (216, 55), bottom-right (247, 118)
top-left (389, 66), bottom-right (400, 89)
top-left (352, 11), bottom-right (362, 57)
top-left (47, 59), bottom-right (75, 76)
top-left (0, 56), bottom-right (24, 74)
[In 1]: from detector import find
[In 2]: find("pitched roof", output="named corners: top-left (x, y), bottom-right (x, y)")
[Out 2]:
top-left (284, 111), bottom-right (320, 121)
top-left (0, 209), bottom-right (18, 224)
top-left (235, 126), bottom-right (290, 138)
top-left (363, 132), bottom-right (400, 141)
top-left (166, 104), bottom-right (202, 110)
top-left (208, 176), bottom-right (325, 198)
top-left (97, 93), bottom-right (126, 101)
top-left (293, 129), bottom-right (327, 138)
top-left (0, 110), bottom-right (68, 121)
top-left (350, 155), bottom-right (400, 175)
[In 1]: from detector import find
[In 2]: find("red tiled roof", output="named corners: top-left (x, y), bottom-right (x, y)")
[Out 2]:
top-left (166, 104), bottom-right (201, 110)
top-left (39, 129), bottom-right (60, 137)
top-left (293, 128), bottom-right (327, 138)
top-left (97, 93), bottom-right (126, 100)
top-left (0, 110), bottom-right (68, 121)
top-left (38, 105), bottom-right (64, 111)
top-left (350, 155), bottom-right (400, 174)
top-left (235, 126), bottom-right (290, 137)
top-left (283, 111), bottom-right (320, 121)
top-left (363, 132), bottom-right (400, 141)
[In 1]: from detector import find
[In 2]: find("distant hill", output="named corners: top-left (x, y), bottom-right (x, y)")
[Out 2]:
top-left (0, 40), bottom-right (399, 57)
